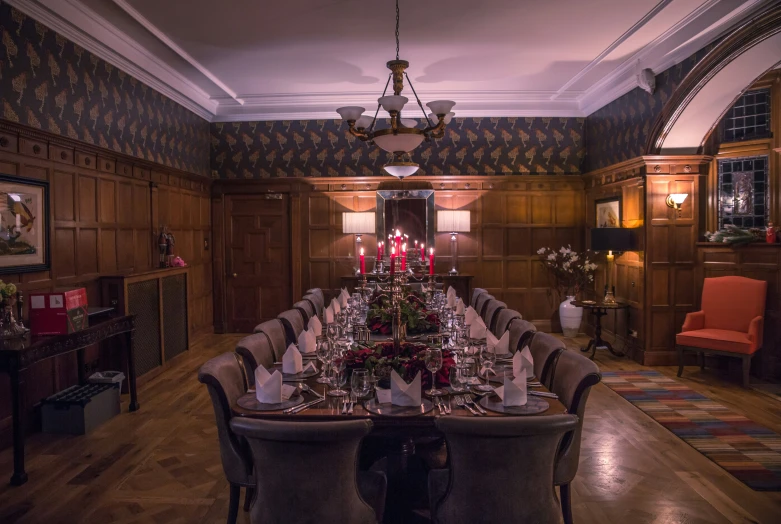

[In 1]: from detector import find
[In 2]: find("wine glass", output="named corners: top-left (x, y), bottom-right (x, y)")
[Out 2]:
top-left (449, 365), bottom-right (465, 393)
top-left (425, 348), bottom-right (444, 396)
top-left (351, 369), bottom-right (370, 399)
top-left (328, 356), bottom-right (348, 397)
top-left (315, 337), bottom-right (331, 384)
top-left (326, 322), bottom-right (339, 343)
top-left (476, 346), bottom-right (496, 392)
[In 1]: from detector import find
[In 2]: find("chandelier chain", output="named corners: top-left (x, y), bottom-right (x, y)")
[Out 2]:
top-left (395, 0), bottom-right (400, 60)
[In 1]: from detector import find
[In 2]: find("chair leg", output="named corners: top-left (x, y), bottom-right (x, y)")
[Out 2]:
top-left (228, 483), bottom-right (240, 524)
top-left (676, 345), bottom-right (684, 378)
top-left (742, 356), bottom-right (751, 388)
top-left (699, 352), bottom-right (705, 370)
top-left (243, 486), bottom-right (255, 512)
top-left (560, 483), bottom-right (573, 524)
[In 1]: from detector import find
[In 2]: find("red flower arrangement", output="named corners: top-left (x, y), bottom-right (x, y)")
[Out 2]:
top-left (343, 341), bottom-right (455, 390)
top-left (365, 291), bottom-right (440, 335)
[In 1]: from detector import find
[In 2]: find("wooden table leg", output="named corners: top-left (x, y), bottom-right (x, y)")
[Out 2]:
top-left (9, 362), bottom-right (28, 486)
top-left (126, 330), bottom-right (140, 412)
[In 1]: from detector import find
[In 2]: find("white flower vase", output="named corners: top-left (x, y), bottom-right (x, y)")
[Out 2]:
top-left (559, 295), bottom-right (582, 338)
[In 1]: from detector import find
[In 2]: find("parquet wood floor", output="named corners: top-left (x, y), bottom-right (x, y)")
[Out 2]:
top-left (0, 333), bottom-right (779, 524)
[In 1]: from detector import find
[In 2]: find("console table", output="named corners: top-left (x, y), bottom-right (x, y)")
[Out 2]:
top-left (0, 315), bottom-right (137, 486)
top-left (341, 274), bottom-right (473, 304)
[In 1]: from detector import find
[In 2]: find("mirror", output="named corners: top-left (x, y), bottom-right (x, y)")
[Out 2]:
top-left (376, 189), bottom-right (435, 250)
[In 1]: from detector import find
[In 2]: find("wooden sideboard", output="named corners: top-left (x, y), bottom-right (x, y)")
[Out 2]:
top-left (340, 274), bottom-right (474, 304)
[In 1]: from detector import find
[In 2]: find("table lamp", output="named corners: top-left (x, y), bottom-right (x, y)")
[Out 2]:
top-left (590, 228), bottom-right (636, 304)
top-left (343, 212), bottom-right (376, 273)
top-left (437, 210), bottom-right (470, 275)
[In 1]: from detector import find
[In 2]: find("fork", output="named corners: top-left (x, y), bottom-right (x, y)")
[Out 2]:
top-left (442, 396), bottom-right (451, 415)
top-left (465, 394), bottom-right (487, 415)
top-left (347, 395), bottom-right (355, 415)
top-left (455, 395), bottom-right (479, 416)
top-left (341, 397), bottom-right (349, 415)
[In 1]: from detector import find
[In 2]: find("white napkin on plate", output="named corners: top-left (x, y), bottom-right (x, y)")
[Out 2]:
top-left (324, 305), bottom-right (334, 324)
top-left (255, 366), bottom-right (297, 404)
top-left (465, 306), bottom-right (480, 326)
top-left (339, 288), bottom-right (349, 308)
top-left (308, 315), bottom-right (322, 336)
top-left (469, 317), bottom-right (487, 339)
top-left (513, 346), bottom-right (535, 379)
top-left (487, 331), bottom-right (510, 354)
top-left (283, 344), bottom-right (303, 374)
top-left (446, 286), bottom-right (457, 308)
top-left (494, 374), bottom-right (527, 406)
top-left (331, 298), bottom-right (341, 314)
top-left (455, 298), bottom-right (465, 316)
top-left (297, 327), bottom-right (317, 354)
top-left (376, 370), bottom-right (422, 406)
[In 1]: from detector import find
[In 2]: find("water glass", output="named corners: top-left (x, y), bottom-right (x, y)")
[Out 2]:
top-left (449, 365), bottom-right (465, 393)
top-left (476, 346), bottom-right (496, 392)
top-left (328, 356), bottom-right (348, 397)
top-left (350, 369), bottom-right (371, 399)
top-left (315, 337), bottom-right (331, 384)
top-left (425, 348), bottom-right (444, 396)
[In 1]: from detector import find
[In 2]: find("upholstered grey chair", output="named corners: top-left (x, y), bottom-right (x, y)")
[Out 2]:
top-left (293, 300), bottom-right (315, 323)
top-left (429, 415), bottom-right (578, 524)
top-left (494, 309), bottom-right (522, 337)
top-left (509, 319), bottom-right (537, 354)
top-left (198, 353), bottom-right (254, 524)
top-left (303, 293), bottom-right (323, 317)
top-left (475, 293), bottom-right (494, 318)
top-left (235, 334), bottom-right (275, 386)
top-left (254, 319), bottom-right (288, 361)
top-left (529, 332), bottom-right (566, 388)
top-left (551, 350), bottom-right (601, 524)
top-left (306, 288), bottom-right (325, 307)
top-left (484, 300), bottom-right (507, 334)
top-left (230, 418), bottom-right (387, 524)
top-left (277, 309), bottom-right (305, 346)
top-left (470, 288), bottom-right (487, 310)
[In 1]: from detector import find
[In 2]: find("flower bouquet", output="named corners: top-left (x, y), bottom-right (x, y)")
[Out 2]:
top-left (365, 291), bottom-right (440, 335)
top-left (536, 246), bottom-right (598, 302)
top-left (342, 341), bottom-right (455, 390)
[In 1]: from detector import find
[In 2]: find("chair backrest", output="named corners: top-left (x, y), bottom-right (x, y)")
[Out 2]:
top-left (235, 333), bottom-right (275, 385)
top-left (293, 300), bottom-right (315, 323)
top-left (306, 288), bottom-right (325, 306)
top-left (197, 353), bottom-right (252, 486)
top-left (471, 288), bottom-right (487, 309)
top-left (701, 276), bottom-right (767, 333)
top-left (485, 300), bottom-right (507, 334)
top-left (529, 332), bottom-right (565, 388)
top-left (475, 293), bottom-right (494, 317)
top-left (303, 293), bottom-right (323, 317)
top-left (277, 309), bottom-right (305, 346)
top-left (254, 319), bottom-right (288, 360)
top-left (508, 319), bottom-right (536, 354)
top-left (551, 350), bottom-right (601, 486)
top-left (494, 309), bottom-right (522, 337)
top-left (230, 418), bottom-right (379, 524)
top-left (433, 415), bottom-right (578, 524)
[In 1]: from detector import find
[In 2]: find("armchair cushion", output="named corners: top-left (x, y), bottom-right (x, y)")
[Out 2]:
top-left (748, 316), bottom-right (764, 350)
top-left (681, 311), bottom-right (705, 332)
top-left (676, 329), bottom-right (756, 354)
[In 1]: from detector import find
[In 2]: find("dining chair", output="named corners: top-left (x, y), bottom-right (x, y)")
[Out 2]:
top-left (293, 300), bottom-right (315, 323)
top-left (508, 319), bottom-right (537, 354)
top-left (475, 293), bottom-right (494, 318)
top-left (494, 309), bottom-right (522, 337)
top-left (253, 319), bottom-right (288, 361)
top-left (550, 350), bottom-right (601, 524)
top-left (470, 288), bottom-right (486, 310)
top-left (303, 293), bottom-right (323, 317)
top-left (230, 418), bottom-right (387, 524)
top-left (198, 353), bottom-right (254, 524)
top-left (235, 334), bottom-right (275, 386)
top-left (529, 332), bottom-right (565, 388)
top-left (484, 300), bottom-right (507, 334)
top-left (429, 415), bottom-right (578, 524)
top-left (277, 309), bottom-right (305, 346)
top-left (306, 288), bottom-right (325, 308)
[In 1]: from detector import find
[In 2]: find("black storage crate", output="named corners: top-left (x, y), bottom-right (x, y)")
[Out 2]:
top-left (41, 383), bottom-right (120, 435)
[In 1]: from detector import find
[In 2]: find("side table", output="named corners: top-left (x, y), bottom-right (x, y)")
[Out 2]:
top-left (571, 300), bottom-right (630, 360)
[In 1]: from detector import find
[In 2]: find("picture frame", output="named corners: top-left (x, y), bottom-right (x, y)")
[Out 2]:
top-left (0, 174), bottom-right (50, 274)
top-left (595, 196), bottom-right (621, 228)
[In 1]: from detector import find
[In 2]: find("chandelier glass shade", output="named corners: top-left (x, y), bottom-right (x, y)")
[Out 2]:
top-left (335, 0), bottom-right (456, 179)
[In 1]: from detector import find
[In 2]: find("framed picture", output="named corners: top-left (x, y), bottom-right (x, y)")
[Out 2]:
top-left (0, 174), bottom-right (50, 274)
top-left (595, 196), bottom-right (621, 228)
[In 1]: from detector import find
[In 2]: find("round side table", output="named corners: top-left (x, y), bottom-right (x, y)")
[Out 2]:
top-left (570, 300), bottom-right (630, 360)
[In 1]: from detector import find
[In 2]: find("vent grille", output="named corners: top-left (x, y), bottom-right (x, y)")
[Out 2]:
top-left (163, 274), bottom-right (188, 361)
top-left (127, 279), bottom-right (161, 376)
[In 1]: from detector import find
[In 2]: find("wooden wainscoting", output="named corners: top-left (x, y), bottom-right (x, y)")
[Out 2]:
top-left (0, 122), bottom-right (212, 449)
top-left (212, 175), bottom-right (585, 333)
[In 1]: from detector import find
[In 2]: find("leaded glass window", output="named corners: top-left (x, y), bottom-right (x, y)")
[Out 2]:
top-left (717, 155), bottom-right (769, 229)
top-left (722, 88), bottom-right (771, 142)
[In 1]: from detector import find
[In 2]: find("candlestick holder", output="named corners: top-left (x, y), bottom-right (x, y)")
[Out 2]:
top-left (373, 270), bottom-right (410, 355)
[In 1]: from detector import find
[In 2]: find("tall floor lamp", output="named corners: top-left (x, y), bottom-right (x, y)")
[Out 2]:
top-left (343, 212), bottom-right (376, 273)
top-left (437, 210), bottom-right (470, 275)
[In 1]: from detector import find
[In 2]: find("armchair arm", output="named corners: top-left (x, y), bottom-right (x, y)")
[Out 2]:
top-left (681, 311), bottom-right (705, 332)
top-left (748, 315), bottom-right (764, 351)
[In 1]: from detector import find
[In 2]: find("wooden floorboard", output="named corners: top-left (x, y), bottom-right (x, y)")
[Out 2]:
top-left (0, 333), bottom-right (779, 523)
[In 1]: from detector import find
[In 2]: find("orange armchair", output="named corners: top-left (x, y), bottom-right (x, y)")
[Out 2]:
top-left (676, 276), bottom-right (767, 387)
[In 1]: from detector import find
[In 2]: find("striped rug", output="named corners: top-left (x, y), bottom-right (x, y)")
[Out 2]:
top-left (601, 370), bottom-right (781, 491)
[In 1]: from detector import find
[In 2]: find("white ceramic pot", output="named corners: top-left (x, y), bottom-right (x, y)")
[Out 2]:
top-left (559, 295), bottom-right (582, 338)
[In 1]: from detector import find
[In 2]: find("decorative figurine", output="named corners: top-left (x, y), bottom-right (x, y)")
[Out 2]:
top-left (158, 227), bottom-right (168, 268)
top-left (767, 222), bottom-right (777, 244)
top-left (164, 227), bottom-right (176, 267)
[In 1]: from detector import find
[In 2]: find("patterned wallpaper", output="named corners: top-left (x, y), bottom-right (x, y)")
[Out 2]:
top-left (584, 43), bottom-right (717, 171)
top-left (210, 117), bottom-right (586, 179)
top-left (0, 4), bottom-right (210, 176)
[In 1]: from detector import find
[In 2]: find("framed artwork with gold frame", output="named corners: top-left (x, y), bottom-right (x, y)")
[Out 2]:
top-left (0, 174), bottom-right (50, 274)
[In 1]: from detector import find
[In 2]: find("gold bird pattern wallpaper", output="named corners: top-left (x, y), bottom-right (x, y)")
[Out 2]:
top-left (0, 4), bottom-right (210, 177)
top-left (210, 116), bottom-right (586, 179)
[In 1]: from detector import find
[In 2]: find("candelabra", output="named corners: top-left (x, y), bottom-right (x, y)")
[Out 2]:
top-left (373, 271), bottom-right (410, 354)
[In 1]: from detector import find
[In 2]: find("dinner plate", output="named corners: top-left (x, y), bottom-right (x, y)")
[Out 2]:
top-left (479, 395), bottom-right (549, 415)
top-left (237, 393), bottom-right (304, 411)
top-left (363, 398), bottom-right (435, 417)
top-left (278, 366), bottom-right (320, 381)
top-left (479, 367), bottom-right (536, 384)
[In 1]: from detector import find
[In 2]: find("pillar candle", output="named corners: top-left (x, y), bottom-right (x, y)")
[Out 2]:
top-left (360, 247), bottom-right (365, 275)
top-left (401, 243), bottom-right (407, 271)
top-left (420, 243), bottom-right (425, 260)
top-left (390, 246), bottom-right (396, 274)
top-left (377, 241), bottom-right (382, 260)
top-left (429, 248), bottom-right (435, 275)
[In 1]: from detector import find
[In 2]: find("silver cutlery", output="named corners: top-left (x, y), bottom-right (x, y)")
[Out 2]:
top-left (442, 397), bottom-right (451, 415)
top-left (435, 397), bottom-right (445, 415)
top-left (285, 397), bottom-right (325, 414)
top-left (465, 394), bottom-right (487, 415)
top-left (529, 390), bottom-right (558, 399)
top-left (347, 396), bottom-right (355, 415)
top-left (300, 383), bottom-right (324, 399)
top-left (455, 395), bottom-right (479, 416)
top-left (341, 397), bottom-right (349, 414)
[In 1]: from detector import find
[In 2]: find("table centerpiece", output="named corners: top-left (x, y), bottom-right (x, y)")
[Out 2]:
top-left (343, 341), bottom-right (455, 390)
top-left (365, 290), bottom-right (440, 336)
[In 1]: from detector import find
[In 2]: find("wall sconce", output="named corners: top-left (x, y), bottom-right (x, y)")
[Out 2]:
top-left (437, 210), bottom-right (470, 275)
top-left (665, 193), bottom-right (688, 216)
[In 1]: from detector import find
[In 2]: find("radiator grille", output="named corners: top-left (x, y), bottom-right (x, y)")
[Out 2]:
top-left (127, 279), bottom-right (161, 376)
top-left (163, 274), bottom-right (188, 361)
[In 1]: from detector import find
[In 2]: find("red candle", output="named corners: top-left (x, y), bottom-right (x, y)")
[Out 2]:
top-left (395, 229), bottom-right (401, 254)
top-left (420, 243), bottom-right (425, 260)
top-left (359, 247), bottom-right (365, 275)
top-left (401, 243), bottom-right (407, 271)
top-left (429, 248), bottom-right (435, 275)
top-left (390, 246), bottom-right (396, 274)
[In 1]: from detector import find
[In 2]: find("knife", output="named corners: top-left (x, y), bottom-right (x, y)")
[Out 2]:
top-left (285, 397), bottom-right (325, 414)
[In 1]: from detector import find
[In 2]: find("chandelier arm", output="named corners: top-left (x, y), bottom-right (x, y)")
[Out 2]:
top-left (404, 72), bottom-right (434, 127)
top-left (369, 73), bottom-right (393, 133)
top-left (348, 125), bottom-right (370, 141)
top-left (395, 0), bottom-right (400, 61)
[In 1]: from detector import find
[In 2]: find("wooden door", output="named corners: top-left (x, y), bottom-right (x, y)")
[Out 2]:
top-left (225, 194), bottom-right (291, 332)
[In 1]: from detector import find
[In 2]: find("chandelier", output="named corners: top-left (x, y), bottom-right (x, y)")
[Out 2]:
top-left (336, 0), bottom-right (456, 179)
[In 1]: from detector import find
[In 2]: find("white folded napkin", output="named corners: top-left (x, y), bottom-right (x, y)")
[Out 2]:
top-left (308, 315), bottom-right (322, 336)
top-left (455, 298), bottom-right (465, 316)
top-left (513, 346), bottom-right (535, 379)
top-left (487, 331), bottom-right (510, 354)
top-left (282, 344), bottom-right (303, 374)
top-left (376, 370), bottom-right (422, 407)
top-left (297, 327), bottom-right (317, 354)
top-left (446, 286), bottom-right (457, 308)
top-left (255, 366), bottom-right (297, 404)
top-left (469, 317), bottom-right (487, 339)
top-left (324, 305), bottom-right (334, 324)
top-left (465, 306), bottom-right (480, 326)
top-left (339, 288), bottom-right (349, 308)
top-left (494, 374), bottom-right (527, 407)
top-left (331, 298), bottom-right (341, 314)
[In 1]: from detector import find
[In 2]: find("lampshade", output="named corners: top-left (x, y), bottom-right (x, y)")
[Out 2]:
top-left (400, 118), bottom-right (418, 128)
top-left (378, 95), bottom-right (408, 112)
top-left (383, 162), bottom-right (419, 179)
top-left (336, 106), bottom-right (365, 121)
top-left (355, 114), bottom-right (373, 129)
top-left (426, 100), bottom-right (456, 115)
top-left (428, 112), bottom-right (455, 124)
top-left (668, 193), bottom-right (688, 205)
top-left (373, 133), bottom-right (425, 153)
top-left (590, 227), bottom-right (637, 252)
top-left (437, 210), bottom-right (471, 233)
top-left (342, 212), bottom-right (376, 234)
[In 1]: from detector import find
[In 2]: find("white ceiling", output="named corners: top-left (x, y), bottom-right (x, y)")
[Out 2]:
top-left (7, 0), bottom-right (769, 121)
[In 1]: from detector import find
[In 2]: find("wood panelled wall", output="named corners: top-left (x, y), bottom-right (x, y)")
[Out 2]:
top-left (0, 122), bottom-right (211, 447)
top-left (212, 176), bottom-right (585, 333)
